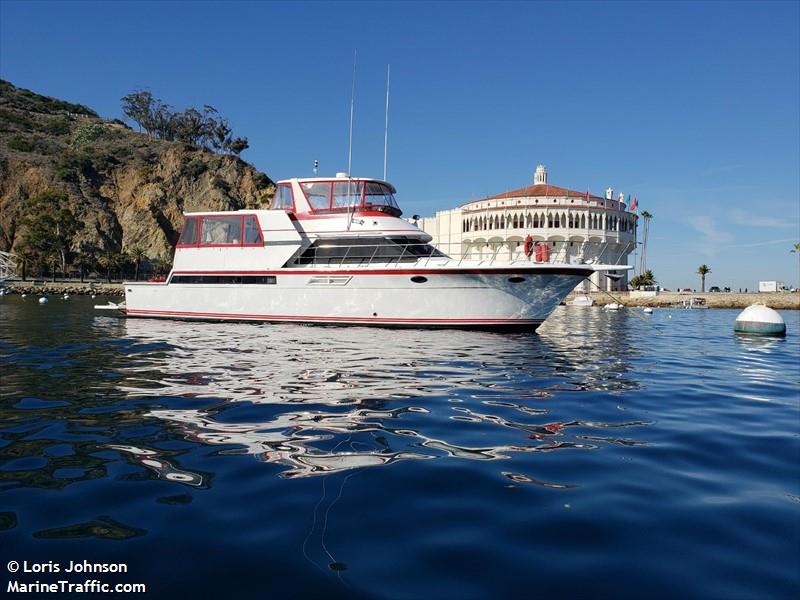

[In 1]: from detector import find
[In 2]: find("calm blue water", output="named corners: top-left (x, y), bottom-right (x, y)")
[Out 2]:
top-left (1, 296), bottom-right (798, 599)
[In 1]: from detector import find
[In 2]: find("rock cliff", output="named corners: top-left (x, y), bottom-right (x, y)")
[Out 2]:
top-left (0, 80), bottom-right (275, 263)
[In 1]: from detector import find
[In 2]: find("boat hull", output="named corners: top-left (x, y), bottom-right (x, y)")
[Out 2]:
top-left (123, 267), bottom-right (592, 330)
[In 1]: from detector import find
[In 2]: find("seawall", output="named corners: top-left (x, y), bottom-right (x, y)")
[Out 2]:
top-left (572, 291), bottom-right (799, 310)
top-left (3, 281), bottom-right (125, 297)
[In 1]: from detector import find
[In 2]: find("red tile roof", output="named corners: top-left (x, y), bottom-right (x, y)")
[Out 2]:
top-left (483, 183), bottom-right (604, 201)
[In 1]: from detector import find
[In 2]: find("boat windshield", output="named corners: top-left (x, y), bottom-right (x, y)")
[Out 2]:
top-left (290, 236), bottom-right (447, 266)
top-left (299, 180), bottom-right (401, 216)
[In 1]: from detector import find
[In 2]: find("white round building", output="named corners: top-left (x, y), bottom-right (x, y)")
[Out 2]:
top-left (417, 165), bottom-right (637, 292)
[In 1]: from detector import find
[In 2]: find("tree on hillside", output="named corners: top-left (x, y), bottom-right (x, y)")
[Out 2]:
top-left (226, 137), bottom-right (249, 155)
top-left (120, 90), bottom-right (249, 155)
top-left (697, 264), bottom-right (711, 293)
top-left (17, 191), bottom-right (82, 280)
top-left (121, 90), bottom-right (155, 136)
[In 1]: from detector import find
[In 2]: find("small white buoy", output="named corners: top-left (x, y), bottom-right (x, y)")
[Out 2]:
top-left (668, 314), bottom-right (672, 319)
top-left (91, 294), bottom-right (96, 299)
top-left (63, 294), bottom-right (70, 300)
top-left (643, 307), bottom-right (653, 314)
top-left (734, 304), bottom-right (786, 336)
top-left (21, 294), bottom-right (27, 298)
top-left (38, 297), bottom-right (48, 305)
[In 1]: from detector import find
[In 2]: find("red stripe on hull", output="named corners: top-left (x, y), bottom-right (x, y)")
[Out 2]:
top-left (125, 308), bottom-right (544, 327)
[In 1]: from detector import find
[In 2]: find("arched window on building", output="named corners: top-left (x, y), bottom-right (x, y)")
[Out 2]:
top-left (580, 214), bottom-right (585, 228)
top-left (561, 214), bottom-right (567, 228)
top-left (533, 214), bottom-right (539, 228)
top-left (500, 216), bottom-right (505, 229)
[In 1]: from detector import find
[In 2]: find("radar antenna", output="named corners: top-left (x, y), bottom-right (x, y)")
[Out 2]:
top-left (347, 50), bottom-right (357, 177)
top-left (383, 64), bottom-right (390, 181)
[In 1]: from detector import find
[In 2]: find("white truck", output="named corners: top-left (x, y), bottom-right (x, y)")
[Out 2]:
top-left (758, 281), bottom-right (784, 293)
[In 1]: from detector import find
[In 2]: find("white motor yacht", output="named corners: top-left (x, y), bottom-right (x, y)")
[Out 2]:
top-left (121, 174), bottom-right (629, 330)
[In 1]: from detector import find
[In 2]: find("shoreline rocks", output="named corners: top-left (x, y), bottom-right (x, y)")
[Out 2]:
top-left (3, 281), bottom-right (124, 297)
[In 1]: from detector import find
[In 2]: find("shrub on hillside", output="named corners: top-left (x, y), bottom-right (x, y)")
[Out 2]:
top-left (183, 157), bottom-right (208, 178)
top-left (7, 134), bottom-right (34, 152)
top-left (71, 123), bottom-right (107, 148)
top-left (0, 108), bottom-right (35, 130)
top-left (44, 117), bottom-right (71, 136)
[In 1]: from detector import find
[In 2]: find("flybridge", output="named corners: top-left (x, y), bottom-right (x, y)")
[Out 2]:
top-left (273, 176), bottom-right (402, 217)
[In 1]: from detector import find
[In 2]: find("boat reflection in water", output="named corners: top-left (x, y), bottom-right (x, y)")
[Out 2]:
top-left (116, 309), bottom-right (647, 479)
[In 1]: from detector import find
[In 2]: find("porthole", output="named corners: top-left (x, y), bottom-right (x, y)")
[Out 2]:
top-left (508, 277), bottom-right (526, 283)
top-left (410, 276), bottom-right (428, 284)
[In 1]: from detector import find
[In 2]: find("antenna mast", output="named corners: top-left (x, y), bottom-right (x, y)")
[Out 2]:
top-left (347, 50), bottom-right (357, 177)
top-left (383, 64), bottom-right (390, 181)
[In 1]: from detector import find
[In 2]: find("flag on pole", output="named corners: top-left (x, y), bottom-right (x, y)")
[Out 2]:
top-left (630, 197), bottom-right (638, 211)
top-left (585, 189), bottom-right (590, 201)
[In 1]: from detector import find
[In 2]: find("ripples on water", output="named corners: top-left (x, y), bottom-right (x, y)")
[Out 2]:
top-left (1, 296), bottom-right (798, 598)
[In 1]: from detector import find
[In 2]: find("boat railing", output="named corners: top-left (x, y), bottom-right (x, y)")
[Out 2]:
top-left (294, 240), bottom-right (630, 269)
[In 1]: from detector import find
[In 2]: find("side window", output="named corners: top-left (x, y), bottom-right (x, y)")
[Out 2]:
top-left (272, 184), bottom-right (294, 210)
top-left (302, 182), bottom-right (332, 210)
top-left (244, 216), bottom-right (262, 244)
top-left (201, 216), bottom-right (242, 245)
top-left (178, 217), bottom-right (199, 245)
top-left (332, 181), bottom-right (364, 208)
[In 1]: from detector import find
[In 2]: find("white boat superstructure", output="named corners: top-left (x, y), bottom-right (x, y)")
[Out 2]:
top-left (123, 174), bottom-right (629, 330)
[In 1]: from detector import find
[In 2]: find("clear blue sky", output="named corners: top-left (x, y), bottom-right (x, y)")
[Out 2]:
top-left (2, 0), bottom-right (798, 290)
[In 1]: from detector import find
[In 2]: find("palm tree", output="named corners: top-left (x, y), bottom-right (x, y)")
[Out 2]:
top-left (98, 252), bottom-right (121, 284)
top-left (16, 248), bottom-right (33, 281)
top-left (72, 249), bottom-right (96, 283)
top-left (629, 270), bottom-right (656, 289)
top-left (129, 247), bottom-right (147, 281)
top-left (639, 211), bottom-right (653, 274)
top-left (697, 264), bottom-right (711, 293)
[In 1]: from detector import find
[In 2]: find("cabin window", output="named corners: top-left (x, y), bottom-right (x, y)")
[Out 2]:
top-left (272, 184), bottom-right (294, 210)
top-left (201, 216), bottom-right (243, 245)
top-left (178, 217), bottom-right (199, 246)
top-left (244, 216), bottom-right (262, 244)
top-left (332, 181), bottom-right (364, 208)
top-left (302, 182), bottom-right (332, 210)
top-left (291, 237), bottom-right (446, 266)
top-left (171, 275), bottom-right (276, 284)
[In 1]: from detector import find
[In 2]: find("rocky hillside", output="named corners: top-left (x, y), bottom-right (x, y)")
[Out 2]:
top-left (0, 80), bottom-right (275, 264)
